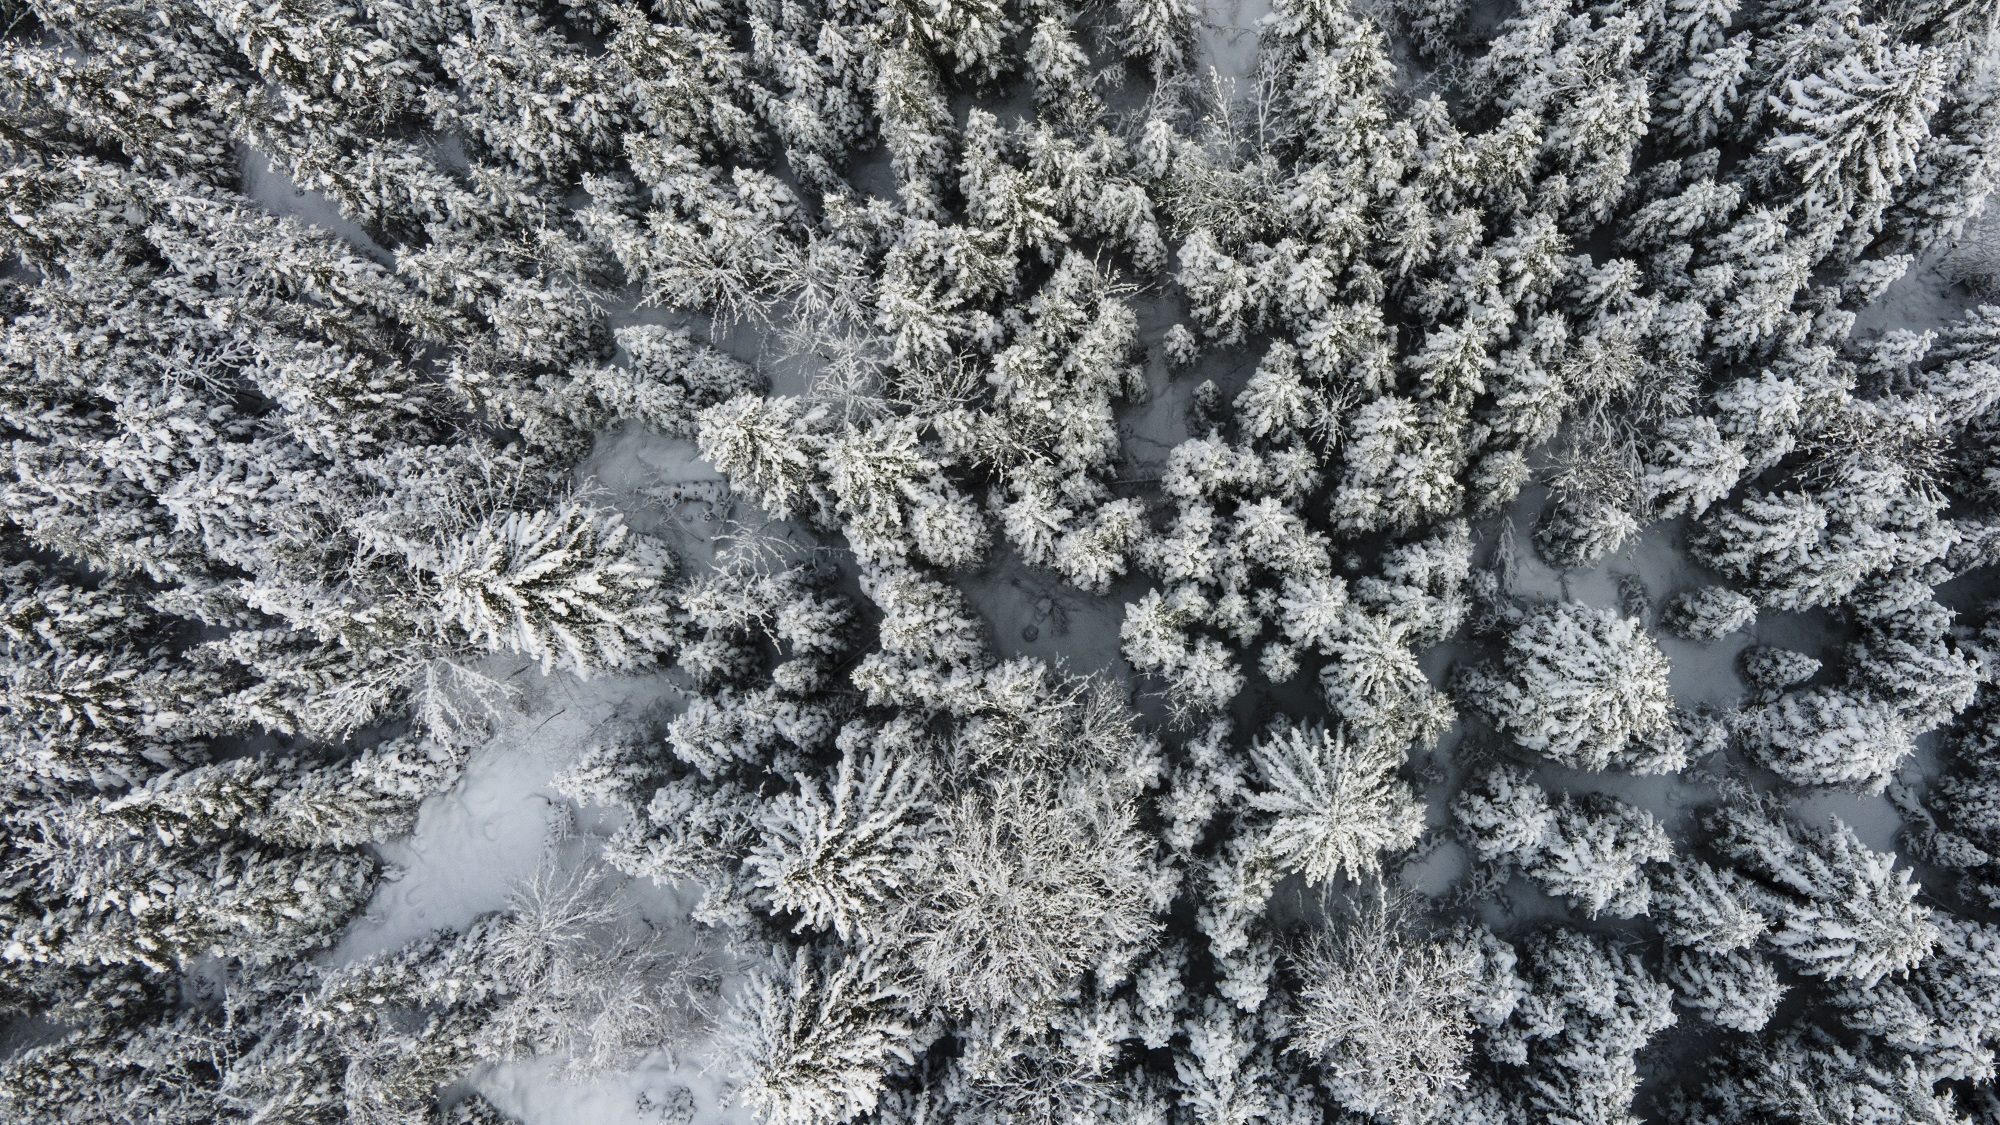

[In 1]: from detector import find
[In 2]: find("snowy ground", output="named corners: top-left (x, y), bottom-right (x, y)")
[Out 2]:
top-left (319, 660), bottom-right (756, 1123)
top-left (330, 671), bottom-right (660, 964)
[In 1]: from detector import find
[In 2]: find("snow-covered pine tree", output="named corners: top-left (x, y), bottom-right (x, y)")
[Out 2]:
top-left (745, 742), bottom-right (936, 943)
top-left (1471, 928), bottom-right (1675, 1122)
top-left (1459, 602), bottom-right (1675, 772)
top-left (1244, 720), bottom-right (1425, 885)
top-left (1708, 801), bottom-right (1939, 986)
top-left (1679, 1026), bottom-right (1962, 1124)
top-left (1519, 792), bottom-right (1673, 919)
top-left (1741, 685), bottom-right (1918, 790)
top-left (420, 500), bottom-right (681, 677)
top-left (1287, 890), bottom-right (1476, 1125)
top-left (1664, 947), bottom-right (1786, 1033)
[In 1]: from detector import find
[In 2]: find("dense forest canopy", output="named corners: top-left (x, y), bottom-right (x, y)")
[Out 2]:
top-left (6, 0), bottom-right (2000, 1120)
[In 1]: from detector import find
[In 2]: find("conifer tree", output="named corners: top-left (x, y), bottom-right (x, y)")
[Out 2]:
top-left (745, 746), bottom-right (936, 942)
top-left (1710, 802), bottom-right (1939, 987)
top-left (1289, 891), bottom-right (1475, 1125)
top-left (1245, 720), bottom-right (1425, 885)
top-left (1460, 602), bottom-right (1675, 772)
